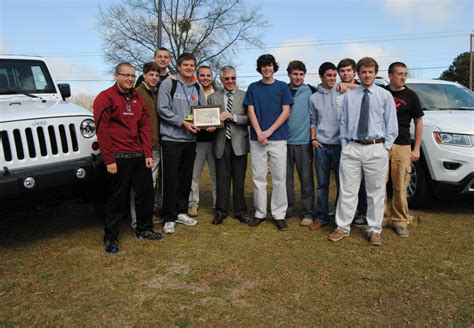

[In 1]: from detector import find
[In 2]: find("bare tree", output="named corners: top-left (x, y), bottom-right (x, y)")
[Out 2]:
top-left (70, 93), bottom-right (96, 111)
top-left (97, 0), bottom-right (268, 73)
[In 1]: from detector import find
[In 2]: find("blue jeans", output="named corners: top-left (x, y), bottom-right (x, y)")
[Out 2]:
top-left (314, 145), bottom-right (341, 223)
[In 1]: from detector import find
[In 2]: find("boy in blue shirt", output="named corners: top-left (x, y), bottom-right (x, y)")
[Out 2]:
top-left (244, 54), bottom-right (293, 231)
top-left (285, 60), bottom-right (315, 226)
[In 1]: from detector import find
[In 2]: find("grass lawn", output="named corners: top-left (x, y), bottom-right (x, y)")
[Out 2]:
top-left (1, 169), bottom-right (473, 327)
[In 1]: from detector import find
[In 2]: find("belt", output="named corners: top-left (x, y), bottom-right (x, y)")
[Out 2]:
top-left (351, 138), bottom-right (384, 145)
top-left (115, 152), bottom-right (144, 158)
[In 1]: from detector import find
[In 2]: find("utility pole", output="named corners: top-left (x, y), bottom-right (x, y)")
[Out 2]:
top-left (157, 0), bottom-right (163, 48)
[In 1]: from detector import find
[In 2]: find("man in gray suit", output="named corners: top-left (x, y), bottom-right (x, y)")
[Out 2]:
top-left (207, 65), bottom-right (250, 224)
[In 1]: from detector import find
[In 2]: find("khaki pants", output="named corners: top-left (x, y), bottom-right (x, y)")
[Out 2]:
top-left (385, 144), bottom-right (411, 228)
top-left (189, 141), bottom-right (217, 208)
top-left (250, 140), bottom-right (288, 221)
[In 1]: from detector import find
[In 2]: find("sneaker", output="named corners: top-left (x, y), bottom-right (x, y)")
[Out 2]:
top-left (328, 228), bottom-right (350, 242)
top-left (188, 204), bottom-right (198, 217)
top-left (104, 239), bottom-right (119, 253)
top-left (177, 213), bottom-right (198, 226)
top-left (353, 215), bottom-right (367, 227)
top-left (274, 219), bottom-right (288, 231)
top-left (407, 212), bottom-right (414, 224)
top-left (135, 229), bottom-right (163, 240)
top-left (369, 232), bottom-right (382, 246)
top-left (163, 221), bottom-right (176, 234)
top-left (394, 226), bottom-right (409, 238)
top-left (308, 219), bottom-right (327, 231)
top-left (300, 218), bottom-right (313, 226)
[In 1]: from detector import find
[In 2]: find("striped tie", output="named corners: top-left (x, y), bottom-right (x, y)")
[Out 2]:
top-left (357, 89), bottom-right (370, 140)
top-left (225, 92), bottom-right (232, 139)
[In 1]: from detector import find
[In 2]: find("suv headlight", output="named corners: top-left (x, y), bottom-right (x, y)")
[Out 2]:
top-left (433, 132), bottom-right (472, 147)
top-left (80, 119), bottom-right (96, 138)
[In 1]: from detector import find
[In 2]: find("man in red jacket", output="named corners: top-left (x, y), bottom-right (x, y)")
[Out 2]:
top-left (93, 62), bottom-right (162, 253)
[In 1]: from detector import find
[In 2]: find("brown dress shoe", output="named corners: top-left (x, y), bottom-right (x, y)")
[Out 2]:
top-left (309, 219), bottom-right (327, 231)
top-left (369, 232), bottom-right (382, 246)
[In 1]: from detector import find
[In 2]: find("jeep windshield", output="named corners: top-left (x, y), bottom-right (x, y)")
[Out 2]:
top-left (0, 59), bottom-right (56, 95)
top-left (406, 82), bottom-right (474, 110)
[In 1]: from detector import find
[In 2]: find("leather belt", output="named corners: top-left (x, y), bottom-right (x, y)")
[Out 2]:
top-left (352, 138), bottom-right (384, 145)
top-left (115, 152), bottom-right (144, 158)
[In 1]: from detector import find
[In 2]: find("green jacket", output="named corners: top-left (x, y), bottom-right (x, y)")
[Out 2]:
top-left (136, 83), bottom-right (160, 148)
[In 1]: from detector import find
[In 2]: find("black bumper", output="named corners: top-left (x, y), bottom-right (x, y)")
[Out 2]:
top-left (432, 172), bottom-right (474, 198)
top-left (0, 155), bottom-right (105, 212)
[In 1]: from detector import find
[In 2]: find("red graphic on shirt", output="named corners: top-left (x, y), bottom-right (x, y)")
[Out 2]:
top-left (393, 96), bottom-right (407, 111)
top-left (191, 95), bottom-right (197, 102)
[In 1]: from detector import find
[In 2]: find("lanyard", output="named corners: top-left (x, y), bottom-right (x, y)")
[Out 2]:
top-left (178, 80), bottom-right (196, 108)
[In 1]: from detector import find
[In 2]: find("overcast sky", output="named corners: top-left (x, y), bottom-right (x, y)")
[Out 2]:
top-left (1, 0), bottom-right (472, 95)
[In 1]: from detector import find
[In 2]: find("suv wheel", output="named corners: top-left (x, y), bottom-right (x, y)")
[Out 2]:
top-left (407, 159), bottom-right (431, 209)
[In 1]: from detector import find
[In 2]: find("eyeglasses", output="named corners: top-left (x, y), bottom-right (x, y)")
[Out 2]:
top-left (117, 73), bottom-right (137, 79)
top-left (223, 76), bottom-right (236, 81)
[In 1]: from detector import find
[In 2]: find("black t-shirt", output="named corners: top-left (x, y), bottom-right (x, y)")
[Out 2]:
top-left (384, 85), bottom-right (424, 145)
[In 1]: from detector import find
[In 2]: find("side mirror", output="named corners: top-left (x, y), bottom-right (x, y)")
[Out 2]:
top-left (58, 83), bottom-right (71, 100)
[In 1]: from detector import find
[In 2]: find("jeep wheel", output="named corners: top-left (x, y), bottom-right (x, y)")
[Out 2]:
top-left (407, 159), bottom-right (431, 209)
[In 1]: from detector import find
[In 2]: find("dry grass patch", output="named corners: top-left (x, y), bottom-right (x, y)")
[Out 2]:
top-left (1, 168), bottom-right (473, 326)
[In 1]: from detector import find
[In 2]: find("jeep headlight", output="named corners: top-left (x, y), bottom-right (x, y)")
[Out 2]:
top-left (80, 119), bottom-right (96, 138)
top-left (433, 132), bottom-right (472, 147)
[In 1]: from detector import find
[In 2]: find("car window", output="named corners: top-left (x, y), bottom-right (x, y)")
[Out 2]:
top-left (0, 59), bottom-right (56, 94)
top-left (407, 82), bottom-right (474, 110)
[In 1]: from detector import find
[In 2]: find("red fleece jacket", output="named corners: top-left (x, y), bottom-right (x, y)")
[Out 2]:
top-left (93, 84), bottom-right (152, 165)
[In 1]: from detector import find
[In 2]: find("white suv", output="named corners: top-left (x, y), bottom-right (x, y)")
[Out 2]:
top-left (0, 55), bottom-right (104, 212)
top-left (405, 79), bottom-right (474, 208)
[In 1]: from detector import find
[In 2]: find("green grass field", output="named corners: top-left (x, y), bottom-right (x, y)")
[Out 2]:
top-left (1, 169), bottom-right (473, 327)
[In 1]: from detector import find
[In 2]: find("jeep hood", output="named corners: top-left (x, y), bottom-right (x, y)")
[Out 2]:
top-left (0, 98), bottom-right (92, 122)
top-left (424, 110), bottom-right (474, 134)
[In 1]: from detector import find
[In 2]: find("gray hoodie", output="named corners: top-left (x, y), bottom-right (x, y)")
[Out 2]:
top-left (157, 76), bottom-right (205, 142)
top-left (308, 86), bottom-right (345, 145)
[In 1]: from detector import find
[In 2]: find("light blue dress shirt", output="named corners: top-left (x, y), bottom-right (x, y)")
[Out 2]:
top-left (340, 84), bottom-right (398, 149)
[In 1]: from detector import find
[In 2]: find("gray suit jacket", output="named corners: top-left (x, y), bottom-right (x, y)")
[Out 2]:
top-left (207, 89), bottom-right (249, 159)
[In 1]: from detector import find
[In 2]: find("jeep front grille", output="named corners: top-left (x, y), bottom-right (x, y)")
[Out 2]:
top-left (1, 124), bottom-right (79, 162)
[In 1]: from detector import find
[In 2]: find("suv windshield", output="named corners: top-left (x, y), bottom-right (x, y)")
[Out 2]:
top-left (406, 82), bottom-right (474, 110)
top-left (0, 59), bottom-right (56, 94)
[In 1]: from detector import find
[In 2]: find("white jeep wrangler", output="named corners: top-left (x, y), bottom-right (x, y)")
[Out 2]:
top-left (0, 55), bottom-right (104, 212)
top-left (405, 79), bottom-right (474, 208)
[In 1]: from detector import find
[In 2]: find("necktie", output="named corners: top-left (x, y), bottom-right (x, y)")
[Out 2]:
top-left (225, 92), bottom-right (232, 139)
top-left (357, 89), bottom-right (369, 140)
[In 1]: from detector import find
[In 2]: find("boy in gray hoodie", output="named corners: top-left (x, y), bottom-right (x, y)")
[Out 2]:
top-left (308, 62), bottom-right (345, 231)
top-left (158, 53), bottom-right (206, 234)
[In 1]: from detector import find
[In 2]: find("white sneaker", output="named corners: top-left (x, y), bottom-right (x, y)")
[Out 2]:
top-left (163, 221), bottom-right (176, 234)
top-left (300, 218), bottom-right (313, 226)
top-left (176, 213), bottom-right (198, 226)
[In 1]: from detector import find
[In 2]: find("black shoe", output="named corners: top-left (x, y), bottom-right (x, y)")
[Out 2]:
top-left (274, 219), bottom-right (288, 231)
top-left (248, 217), bottom-right (266, 227)
top-left (104, 239), bottom-right (119, 253)
top-left (135, 229), bottom-right (163, 240)
top-left (212, 213), bottom-right (226, 225)
top-left (235, 213), bottom-right (250, 224)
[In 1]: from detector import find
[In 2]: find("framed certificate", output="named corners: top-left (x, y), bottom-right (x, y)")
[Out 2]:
top-left (191, 105), bottom-right (224, 128)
